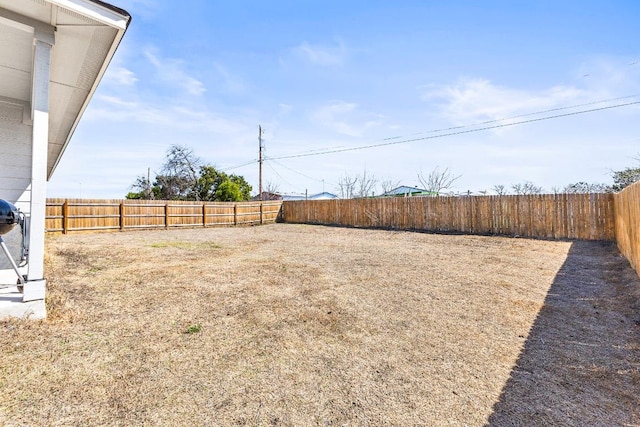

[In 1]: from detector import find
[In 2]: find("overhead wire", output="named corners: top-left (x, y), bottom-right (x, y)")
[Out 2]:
top-left (265, 157), bottom-right (338, 187)
top-left (219, 158), bottom-right (258, 172)
top-left (380, 93), bottom-right (640, 141)
top-left (217, 94), bottom-right (640, 174)
top-left (264, 158), bottom-right (301, 190)
top-left (268, 99), bottom-right (640, 161)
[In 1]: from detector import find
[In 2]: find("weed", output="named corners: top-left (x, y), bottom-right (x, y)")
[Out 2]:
top-left (185, 324), bottom-right (202, 334)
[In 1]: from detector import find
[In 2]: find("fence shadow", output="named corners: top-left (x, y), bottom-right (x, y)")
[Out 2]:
top-left (485, 241), bottom-right (640, 426)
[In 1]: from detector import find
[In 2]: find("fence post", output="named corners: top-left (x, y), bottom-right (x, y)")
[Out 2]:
top-left (120, 202), bottom-right (125, 231)
top-left (233, 203), bottom-right (238, 225)
top-left (202, 203), bottom-right (207, 228)
top-left (260, 202), bottom-right (264, 224)
top-left (62, 201), bottom-right (69, 234)
top-left (165, 203), bottom-right (170, 229)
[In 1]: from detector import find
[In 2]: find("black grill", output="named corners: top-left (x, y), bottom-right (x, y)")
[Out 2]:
top-left (0, 199), bottom-right (19, 235)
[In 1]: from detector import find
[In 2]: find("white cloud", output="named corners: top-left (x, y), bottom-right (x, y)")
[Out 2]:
top-left (426, 56), bottom-right (640, 131)
top-left (293, 40), bottom-right (346, 66)
top-left (144, 49), bottom-right (206, 96)
top-left (103, 66), bottom-right (138, 86)
top-left (311, 101), bottom-right (383, 137)
top-left (424, 78), bottom-right (586, 127)
top-left (86, 94), bottom-right (248, 136)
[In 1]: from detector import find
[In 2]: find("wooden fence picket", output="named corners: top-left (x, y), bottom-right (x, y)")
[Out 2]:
top-left (281, 194), bottom-right (616, 241)
top-left (45, 199), bottom-right (282, 233)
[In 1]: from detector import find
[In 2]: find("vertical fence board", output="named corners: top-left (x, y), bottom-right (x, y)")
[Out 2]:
top-left (281, 194), bottom-right (616, 241)
top-left (45, 199), bottom-right (282, 233)
top-left (615, 181), bottom-right (640, 274)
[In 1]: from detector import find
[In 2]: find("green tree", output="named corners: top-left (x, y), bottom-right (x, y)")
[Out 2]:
top-left (228, 174), bottom-right (252, 201)
top-left (125, 191), bottom-right (143, 199)
top-left (193, 166), bottom-right (225, 201)
top-left (215, 179), bottom-right (242, 201)
top-left (611, 167), bottom-right (640, 192)
top-left (128, 145), bottom-right (252, 201)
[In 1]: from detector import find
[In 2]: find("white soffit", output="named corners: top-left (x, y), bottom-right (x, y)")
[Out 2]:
top-left (0, 22), bottom-right (33, 104)
top-left (48, 0), bottom-right (128, 29)
top-left (0, 0), bottom-right (130, 178)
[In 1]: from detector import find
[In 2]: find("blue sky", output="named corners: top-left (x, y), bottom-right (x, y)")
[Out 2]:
top-left (48, 0), bottom-right (640, 198)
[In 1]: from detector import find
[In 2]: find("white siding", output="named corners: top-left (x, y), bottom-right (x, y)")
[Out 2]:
top-left (0, 101), bottom-right (31, 275)
top-left (0, 100), bottom-right (32, 210)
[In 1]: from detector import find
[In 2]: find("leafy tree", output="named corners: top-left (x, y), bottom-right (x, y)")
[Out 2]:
top-left (127, 145), bottom-right (252, 201)
top-left (611, 167), bottom-right (640, 192)
top-left (228, 174), bottom-right (252, 201)
top-left (125, 191), bottom-right (143, 200)
top-left (193, 165), bottom-right (225, 201)
top-left (215, 179), bottom-right (242, 201)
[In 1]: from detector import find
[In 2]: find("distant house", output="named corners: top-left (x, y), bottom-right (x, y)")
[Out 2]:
top-left (309, 192), bottom-right (338, 200)
top-left (380, 186), bottom-right (437, 197)
top-left (251, 192), bottom-right (282, 201)
top-left (282, 192), bottom-right (338, 201)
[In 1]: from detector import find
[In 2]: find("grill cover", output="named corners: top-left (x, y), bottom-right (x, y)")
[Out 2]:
top-left (0, 199), bottom-right (19, 235)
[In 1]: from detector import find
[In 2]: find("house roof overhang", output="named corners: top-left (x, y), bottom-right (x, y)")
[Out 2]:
top-left (0, 0), bottom-right (130, 179)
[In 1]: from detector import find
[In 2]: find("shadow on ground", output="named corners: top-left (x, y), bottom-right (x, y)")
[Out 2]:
top-left (486, 241), bottom-right (640, 426)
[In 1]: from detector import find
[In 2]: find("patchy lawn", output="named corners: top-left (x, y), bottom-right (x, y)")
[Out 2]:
top-left (1, 224), bottom-right (639, 426)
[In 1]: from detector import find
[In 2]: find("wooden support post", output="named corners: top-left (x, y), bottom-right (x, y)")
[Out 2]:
top-left (260, 202), bottom-right (264, 224)
top-left (62, 201), bottom-right (69, 234)
top-left (165, 203), bottom-right (170, 229)
top-left (202, 203), bottom-right (207, 227)
top-left (233, 203), bottom-right (238, 226)
top-left (120, 202), bottom-right (125, 231)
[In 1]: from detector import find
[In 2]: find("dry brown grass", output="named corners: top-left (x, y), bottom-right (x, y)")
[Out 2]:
top-left (1, 224), bottom-right (639, 426)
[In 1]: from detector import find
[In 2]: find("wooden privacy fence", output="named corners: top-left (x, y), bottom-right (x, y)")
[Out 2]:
top-left (43, 188), bottom-right (640, 276)
top-left (282, 193), bottom-right (616, 241)
top-left (45, 199), bottom-right (283, 233)
top-left (614, 181), bottom-right (640, 274)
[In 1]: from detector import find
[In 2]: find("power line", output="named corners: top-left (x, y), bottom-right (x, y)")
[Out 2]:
top-left (268, 100), bottom-right (640, 161)
top-left (219, 94), bottom-right (640, 170)
top-left (381, 93), bottom-right (640, 142)
top-left (264, 158), bottom-right (301, 191)
top-left (265, 157), bottom-right (337, 187)
top-left (219, 159), bottom-right (258, 172)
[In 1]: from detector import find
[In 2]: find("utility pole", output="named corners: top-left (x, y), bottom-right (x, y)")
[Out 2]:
top-left (258, 125), bottom-right (263, 201)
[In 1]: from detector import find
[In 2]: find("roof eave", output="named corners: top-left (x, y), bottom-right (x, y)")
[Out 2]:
top-left (87, 0), bottom-right (131, 22)
top-left (47, 0), bottom-right (131, 179)
top-left (47, 0), bottom-right (130, 29)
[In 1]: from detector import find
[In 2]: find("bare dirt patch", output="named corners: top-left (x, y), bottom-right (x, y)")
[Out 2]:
top-left (1, 224), bottom-right (639, 426)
